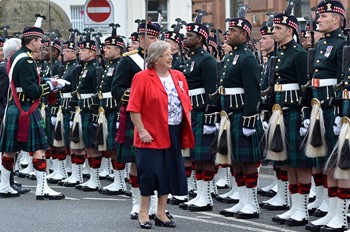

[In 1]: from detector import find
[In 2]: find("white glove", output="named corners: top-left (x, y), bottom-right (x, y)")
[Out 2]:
top-left (69, 121), bottom-right (73, 128)
top-left (303, 119), bottom-right (310, 128)
top-left (56, 79), bottom-right (71, 89)
top-left (262, 121), bottom-right (269, 132)
top-left (299, 126), bottom-right (308, 137)
top-left (93, 123), bottom-right (98, 128)
top-left (215, 122), bottom-right (220, 130)
top-left (242, 128), bottom-right (256, 137)
top-left (51, 116), bottom-right (57, 126)
top-left (333, 116), bottom-right (342, 136)
top-left (203, 125), bottom-right (217, 134)
top-left (116, 122), bottom-right (120, 129)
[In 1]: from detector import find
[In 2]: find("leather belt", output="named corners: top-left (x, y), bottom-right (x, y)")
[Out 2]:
top-left (311, 78), bottom-right (337, 88)
top-left (274, 83), bottom-right (300, 92)
top-left (60, 92), bottom-right (72, 98)
top-left (189, 88), bottom-right (205, 97)
top-left (218, 86), bottom-right (244, 95)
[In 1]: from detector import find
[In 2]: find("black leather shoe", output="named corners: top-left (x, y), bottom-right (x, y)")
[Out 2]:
top-left (188, 204), bottom-right (213, 211)
top-left (125, 191), bottom-right (132, 197)
top-left (263, 203), bottom-right (289, 210)
top-left (98, 188), bottom-right (126, 195)
top-left (139, 221), bottom-right (152, 229)
top-left (169, 197), bottom-right (187, 205)
top-left (285, 218), bottom-right (308, 226)
top-left (319, 225), bottom-right (348, 232)
top-left (130, 212), bottom-right (138, 220)
top-left (272, 216), bottom-right (287, 224)
top-left (308, 208), bottom-right (317, 216)
top-left (305, 223), bottom-right (323, 232)
top-left (235, 211), bottom-right (259, 219)
top-left (179, 203), bottom-right (189, 210)
top-left (219, 209), bottom-right (235, 217)
top-left (0, 192), bottom-right (20, 198)
top-left (149, 212), bottom-right (173, 220)
top-left (11, 184), bottom-right (30, 194)
top-left (222, 197), bottom-right (239, 204)
top-left (64, 181), bottom-right (80, 187)
top-left (257, 189), bottom-right (276, 197)
top-left (154, 217), bottom-right (176, 228)
top-left (188, 190), bottom-right (197, 198)
top-left (81, 186), bottom-right (99, 192)
top-left (47, 178), bottom-right (62, 184)
top-left (36, 193), bottom-right (65, 200)
top-left (314, 209), bottom-right (327, 217)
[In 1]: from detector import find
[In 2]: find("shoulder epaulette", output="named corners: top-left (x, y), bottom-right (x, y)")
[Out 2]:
top-left (123, 50), bottom-right (138, 57)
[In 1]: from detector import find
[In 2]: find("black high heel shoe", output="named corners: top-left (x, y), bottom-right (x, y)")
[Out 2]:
top-left (154, 217), bottom-right (176, 228)
top-left (139, 221), bottom-right (152, 229)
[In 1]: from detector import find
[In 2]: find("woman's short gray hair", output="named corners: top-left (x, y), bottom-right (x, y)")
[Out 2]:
top-left (146, 41), bottom-right (170, 69)
top-left (3, 38), bottom-right (21, 59)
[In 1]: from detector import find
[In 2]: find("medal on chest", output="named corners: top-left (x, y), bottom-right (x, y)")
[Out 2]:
top-left (82, 69), bottom-right (88, 78)
top-left (107, 67), bottom-right (114, 76)
top-left (324, 46), bottom-right (333, 57)
top-left (232, 55), bottom-right (239, 65)
top-left (190, 61), bottom-right (195, 72)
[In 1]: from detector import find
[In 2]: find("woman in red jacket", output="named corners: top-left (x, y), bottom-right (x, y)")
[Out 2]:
top-left (127, 40), bottom-right (194, 229)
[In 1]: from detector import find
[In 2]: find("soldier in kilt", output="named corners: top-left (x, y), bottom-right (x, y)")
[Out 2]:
top-left (111, 21), bottom-right (160, 219)
top-left (263, 13), bottom-right (316, 226)
top-left (128, 32), bottom-right (140, 52)
top-left (72, 38), bottom-right (103, 192)
top-left (304, 1), bottom-right (348, 231)
top-left (98, 32), bottom-right (127, 195)
top-left (0, 24), bottom-right (66, 200)
top-left (215, 18), bottom-right (263, 219)
top-left (258, 23), bottom-right (291, 211)
top-left (56, 39), bottom-right (82, 187)
top-left (178, 21), bottom-right (218, 212)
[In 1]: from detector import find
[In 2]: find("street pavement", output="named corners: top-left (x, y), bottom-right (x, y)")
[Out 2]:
top-left (0, 167), bottom-right (315, 232)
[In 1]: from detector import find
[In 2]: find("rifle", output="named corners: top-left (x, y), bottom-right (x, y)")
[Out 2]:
top-left (260, 56), bottom-right (278, 98)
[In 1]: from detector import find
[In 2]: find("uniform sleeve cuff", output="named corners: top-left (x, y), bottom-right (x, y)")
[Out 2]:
top-left (242, 114), bottom-right (259, 129)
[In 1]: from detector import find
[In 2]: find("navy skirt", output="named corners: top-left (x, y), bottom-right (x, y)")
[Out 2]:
top-left (135, 125), bottom-right (188, 196)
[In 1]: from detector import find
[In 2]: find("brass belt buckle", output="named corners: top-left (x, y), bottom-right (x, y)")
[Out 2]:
top-left (274, 84), bottom-right (282, 92)
top-left (219, 86), bottom-right (225, 95)
top-left (98, 91), bottom-right (103, 100)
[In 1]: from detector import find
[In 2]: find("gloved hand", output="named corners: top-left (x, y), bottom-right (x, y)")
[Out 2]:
top-left (51, 116), bottom-right (57, 126)
top-left (120, 88), bottom-right (130, 105)
top-left (262, 121), bottom-right (269, 132)
top-left (116, 122), bottom-right (120, 129)
top-left (203, 125), bottom-right (216, 134)
top-left (69, 121), bottom-right (73, 129)
top-left (56, 79), bottom-right (71, 89)
top-left (215, 122), bottom-right (220, 130)
top-left (333, 116), bottom-right (342, 136)
top-left (242, 128), bottom-right (256, 137)
top-left (303, 119), bottom-right (310, 129)
top-left (299, 126), bottom-right (308, 137)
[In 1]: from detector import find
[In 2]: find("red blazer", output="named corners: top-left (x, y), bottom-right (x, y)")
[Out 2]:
top-left (127, 68), bottom-right (194, 149)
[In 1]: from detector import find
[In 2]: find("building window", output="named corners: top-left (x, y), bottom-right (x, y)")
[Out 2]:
top-left (71, 5), bottom-right (84, 32)
top-left (147, 0), bottom-right (168, 29)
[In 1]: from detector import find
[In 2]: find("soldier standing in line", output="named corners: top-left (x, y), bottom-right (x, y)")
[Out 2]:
top-left (128, 32), bottom-right (140, 52)
top-left (56, 35), bottom-right (82, 187)
top-left (72, 34), bottom-right (103, 192)
top-left (97, 28), bottom-right (127, 195)
top-left (265, 12), bottom-right (315, 227)
top-left (178, 17), bottom-right (218, 212)
top-left (111, 21), bottom-right (160, 220)
top-left (164, 21), bottom-right (184, 72)
top-left (217, 17), bottom-right (263, 219)
top-left (304, 1), bottom-right (348, 231)
top-left (0, 20), bottom-right (67, 199)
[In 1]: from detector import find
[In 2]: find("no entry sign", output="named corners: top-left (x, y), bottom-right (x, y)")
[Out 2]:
top-left (84, 0), bottom-right (114, 33)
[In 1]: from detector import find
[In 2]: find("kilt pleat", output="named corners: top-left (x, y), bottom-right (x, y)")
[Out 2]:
top-left (230, 111), bottom-right (263, 163)
top-left (190, 111), bottom-right (215, 161)
top-left (81, 110), bottom-right (96, 148)
top-left (106, 110), bottom-right (118, 151)
top-left (0, 103), bottom-right (49, 152)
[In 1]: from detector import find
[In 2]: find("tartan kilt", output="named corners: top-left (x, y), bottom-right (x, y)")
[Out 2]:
top-left (316, 106), bottom-right (337, 168)
top-left (62, 112), bottom-right (71, 148)
top-left (81, 110), bottom-right (96, 149)
top-left (230, 111), bottom-right (263, 163)
top-left (283, 106), bottom-right (318, 168)
top-left (116, 113), bottom-right (135, 163)
top-left (0, 103), bottom-right (49, 152)
top-left (190, 111), bottom-right (215, 161)
top-left (106, 110), bottom-right (119, 151)
top-left (44, 105), bottom-right (54, 147)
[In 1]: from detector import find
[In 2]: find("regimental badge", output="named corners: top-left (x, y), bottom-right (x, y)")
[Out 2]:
top-left (282, 16), bottom-right (288, 24)
top-left (86, 42), bottom-right (90, 48)
top-left (232, 55), bottom-right (239, 65)
top-left (190, 61), bottom-right (195, 72)
top-left (237, 20), bottom-right (243, 27)
top-left (112, 38), bottom-right (116, 45)
top-left (326, 3), bottom-right (332, 11)
top-left (107, 67), bottom-right (114, 76)
top-left (324, 46), bottom-right (333, 57)
top-left (82, 69), bottom-right (88, 78)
